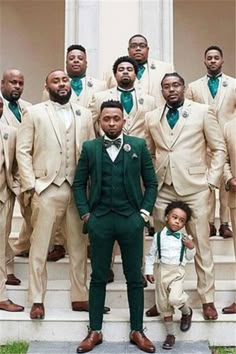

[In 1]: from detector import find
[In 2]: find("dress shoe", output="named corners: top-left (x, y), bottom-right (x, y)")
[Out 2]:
top-left (162, 334), bottom-right (175, 350)
top-left (130, 331), bottom-right (156, 353)
top-left (6, 274), bottom-right (21, 285)
top-left (107, 269), bottom-right (114, 283)
top-left (0, 299), bottom-right (24, 312)
top-left (76, 330), bottom-right (103, 353)
top-left (219, 224), bottom-right (233, 239)
top-left (72, 301), bottom-right (110, 314)
top-left (209, 224), bottom-right (217, 237)
top-left (202, 302), bottom-right (218, 320)
top-left (15, 250), bottom-right (29, 257)
top-left (145, 304), bottom-right (160, 317)
top-left (180, 307), bottom-right (192, 332)
top-left (47, 245), bottom-right (66, 261)
top-left (30, 303), bottom-right (45, 319)
top-left (222, 302), bottom-right (236, 314)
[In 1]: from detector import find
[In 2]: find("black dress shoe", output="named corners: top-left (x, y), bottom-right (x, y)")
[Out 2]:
top-left (6, 274), bottom-right (21, 285)
top-left (162, 334), bottom-right (175, 350)
top-left (219, 224), bottom-right (233, 238)
top-left (180, 307), bottom-right (192, 332)
top-left (209, 224), bottom-right (217, 237)
top-left (47, 245), bottom-right (66, 261)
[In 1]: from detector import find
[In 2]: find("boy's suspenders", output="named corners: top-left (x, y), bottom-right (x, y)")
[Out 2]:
top-left (156, 231), bottom-right (186, 263)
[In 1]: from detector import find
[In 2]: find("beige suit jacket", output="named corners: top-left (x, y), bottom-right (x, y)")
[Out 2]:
top-left (42, 76), bottom-right (107, 108)
top-left (186, 73), bottom-right (236, 129)
top-left (88, 86), bottom-right (156, 138)
top-left (104, 58), bottom-right (173, 107)
top-left (145, 99), bottom-right (226, 196)
top-left (0, 122), bottom-right (20, 201)
top-left (224, 117), bottom-right (236, 209)
top-left (16, 101), bottom-right (95, 194)
top-left (0, 96), bottom-right (31, 128)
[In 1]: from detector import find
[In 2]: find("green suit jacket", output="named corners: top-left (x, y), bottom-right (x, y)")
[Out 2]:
top-left (73, 135), bottom-right (158, 218)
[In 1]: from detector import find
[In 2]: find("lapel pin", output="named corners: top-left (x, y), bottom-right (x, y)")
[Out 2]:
top-left (182, 110), bottom-right (189, 118)
top-left (222, 81), bottom-right (228, 87)
top-left (87, 81), bottom-right (93, 87)
top-left (3, 133), bottom-right (9, 140)
top-left (138, 98), bottom-right (144, 105)
top-left (75, 109), bottom-right (81, 116)
top-left (150, 63), bottom-right (156, 70)
top-left (123, 144), bottom-right (131, 152)
top-left (132, 153), bottom-right (138, 159)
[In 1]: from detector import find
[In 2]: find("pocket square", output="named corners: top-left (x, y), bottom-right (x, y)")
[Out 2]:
top-left (132, 153), bottom-right (138, 159)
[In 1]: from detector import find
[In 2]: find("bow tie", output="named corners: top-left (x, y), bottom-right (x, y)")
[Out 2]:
top-left (166, 229), bottom-right (181, 239)
top-left (103, 138), bottom-right (122, 149)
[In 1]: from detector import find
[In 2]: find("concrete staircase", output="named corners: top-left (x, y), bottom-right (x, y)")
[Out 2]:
top-left (1, 201), bottom-right (236, 347)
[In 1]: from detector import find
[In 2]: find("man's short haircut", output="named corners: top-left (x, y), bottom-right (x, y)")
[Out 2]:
top-left (112, 56), bottom-right (139, 75)
top-left (165, 201), bottom-right (192, 222)
top-left (67, 44), bottom-right (86, 55)
top-left (128, 34), bottom-right (148, 45)
top-left (45, 69), bottom-right (66, 84)
top-left (161, 72), bottom-right (185, 87)
top-left (100, 100), bottom-right (124, 113)
top-left (204, 45), bottom-right (223, 57)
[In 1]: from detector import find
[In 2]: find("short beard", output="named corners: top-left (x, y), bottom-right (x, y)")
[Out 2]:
top-left (49, 88), bottom-right (72, 105)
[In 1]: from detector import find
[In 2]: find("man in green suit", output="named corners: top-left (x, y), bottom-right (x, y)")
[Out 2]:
top-left (73, 100), bottom-right (157, 353)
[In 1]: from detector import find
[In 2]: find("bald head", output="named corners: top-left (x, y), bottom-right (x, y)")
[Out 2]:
top-left (1, 68), bottom-right (24, 101)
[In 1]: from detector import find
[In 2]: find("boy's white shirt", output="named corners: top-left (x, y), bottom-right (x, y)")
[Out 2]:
top-left (145, 226), bottom-right (196, 275)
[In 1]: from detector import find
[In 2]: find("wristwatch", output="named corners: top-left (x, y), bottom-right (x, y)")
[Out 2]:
top-left (140, 213), bottom-right (149, 223)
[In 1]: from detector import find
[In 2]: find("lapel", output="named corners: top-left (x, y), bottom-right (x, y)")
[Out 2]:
top-left (123, 88), bottom-right (144, 133)
top-left (156, 106), bottom-right (170, 148)
top-left (169, 100), bottom-right (191, 147)
top-left (71, 102), bottom-right (81, 161)
top-left (218, 74), bottom-right (228, 110)
top-left (45, 101), bottom-right (62, 147)
top-left (200, 76), bottom-right (209, 103)
top-left (0, 125), bottom-right (10, 171)
top-left (123, 135), bottom-right (134, 176)
top-left (95, 138), bottom-right (103, 193)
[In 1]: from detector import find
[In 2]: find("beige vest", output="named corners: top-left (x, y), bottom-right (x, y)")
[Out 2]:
top-left (53, 115), bottom-right (76, 187)
top-left (0, 136), bottom-right (9, 203)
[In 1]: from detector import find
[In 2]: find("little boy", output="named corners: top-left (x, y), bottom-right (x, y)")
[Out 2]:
top-left (145, 201), bottom-right (195, 350)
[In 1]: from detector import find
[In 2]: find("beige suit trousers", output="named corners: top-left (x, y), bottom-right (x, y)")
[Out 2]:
top-left (208, 176), bottom-right (230, 224)
top-left (0, 196), bottom-right (15, 301)
top-left (154, 184), bottom-right (215, 304)
top-left (230, 208), bottom-right (236, 256)
top-left (29, 182), bottom-right (88, 303)
top-left (156, 263), bottom-right (188, 317)
top-left (5, 194), bottom-right (15, 275)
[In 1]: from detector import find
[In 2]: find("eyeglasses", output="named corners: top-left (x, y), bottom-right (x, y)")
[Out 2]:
top-left (129, 43), bottom-right (148, 49)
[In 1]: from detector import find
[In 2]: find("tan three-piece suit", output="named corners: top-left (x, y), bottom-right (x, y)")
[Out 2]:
top-left (186, 74), bottom-right (236, 226)
top-left (145, 99), bottom-right (226, 303)
top-left (0, 122), bottom-right (20, 301)
top-left (16, 100), bottom-right (95, 304)
top-left (104, 58), bottom-right (173, 107)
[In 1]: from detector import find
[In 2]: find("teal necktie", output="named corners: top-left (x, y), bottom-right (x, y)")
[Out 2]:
top-left (137, 64), bottom-right (145, 80)
top-left (166, 229), bottom-right (181, 239)
top-left (71, 77), bottom-right (83, 96)
top-left (166, 107), bottom-right (179, 129)
top-left (8, 101), bottom-right (21, 122)
top-left (120, 91), bottom-right (133, 114)
top-left (208, 75), bottom-right (220, 98)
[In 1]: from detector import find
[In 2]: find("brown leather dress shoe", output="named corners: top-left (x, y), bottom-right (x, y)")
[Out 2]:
top-left (6, 274), bottom-right (21, 285)
top-left (72, 301), bottom-right (110, 314)
top-left (15, 250), bottom-right (29, 258)
top-left (222, 302), bottom-right (236, 314)
top-left (209, 224), bottom-right (217, 237)
top-left (30, 303), bottom-right (45, 319)
top-left (162, 334), bottom-right (175, 350)
top-left (47, 245), bottom-right (66, 262)
top-left (130, 331), bottom-right (156, 353)
top-left (219, 224), bottom-right (233, 238)
top-left (0, 299), bottom-right (24, 312)
top-left (202, 302), bottom-right (218, 320)
top-left (180, 307), bottom-right (192, 332)
top-left (76, 330), bottom-right (103, 353)
top-left (107, 269), bottom-right (114, 283)
top-left (145, 304), bottom-right (160, 317)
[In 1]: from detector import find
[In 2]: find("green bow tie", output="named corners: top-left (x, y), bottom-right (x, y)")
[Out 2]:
top-left (166, 229), bottom-right (181, 239)
top-left (8, 101), bottom-right (21, 122)
top-left (166, 107), bottom-right (179, 129)
top-left (207, 75), bottom-right (221, 98)
top-left (103, 138), bottom-right (121, 149)
top-left (71, 77), bottom-right (83, 96)
top-left (137, 64), bottom-right (145, 80)
top-left (120, 91), bottom-right (133, 114)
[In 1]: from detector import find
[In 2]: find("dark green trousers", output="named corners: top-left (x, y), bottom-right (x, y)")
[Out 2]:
top-left (87, 211), bottom-right (144, 331)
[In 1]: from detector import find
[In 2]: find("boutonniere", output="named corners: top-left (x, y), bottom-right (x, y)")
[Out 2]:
top-left (150, 63), bottom-right (156, 70)
top-left (3, 133), bottom-right (9, 140)
top-left (132, 153), bottom-right (138, 159)
top-left (75, 109), bottom-right (81, 116)
top-left (182, 110), bottom-right (189, 118)
top-left (138, 98), bottom-right (144, 105)
top-left (87, 80), bottom-right (93, 88)
top-left (123, 144), bottom-right (131, 152)
top-left (222, 81), bottom-right (228, 87)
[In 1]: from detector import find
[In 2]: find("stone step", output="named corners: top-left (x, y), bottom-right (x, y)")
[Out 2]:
top-left (13, 255), bottom-right (236, 281)
top-left (6, 280), bottom-right (236, 310)
top-left (0, 308), bottom-right (235, 346)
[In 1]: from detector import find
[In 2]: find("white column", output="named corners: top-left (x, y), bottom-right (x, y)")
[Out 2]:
top-left (139, 0), bottom-right (173, 64)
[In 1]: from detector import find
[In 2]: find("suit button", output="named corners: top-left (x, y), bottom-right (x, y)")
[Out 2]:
top-left (164, 167), bottom-right (166, 169)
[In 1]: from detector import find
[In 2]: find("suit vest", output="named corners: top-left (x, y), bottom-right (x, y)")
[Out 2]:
top-left (53, 115), bottom-right (76, 187)
top-left (93, 148), bottom-right (135, 216)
